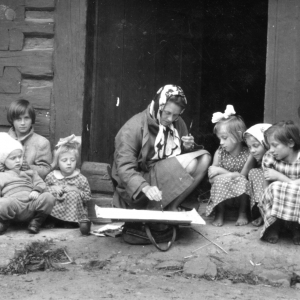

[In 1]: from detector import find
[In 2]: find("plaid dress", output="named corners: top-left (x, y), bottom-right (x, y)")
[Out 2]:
top-left (206, 146), bottom-right (249, 216)
top-left (45, 170), bottom-right (91, 222)
top-left (260, 151), bottom-right (300, 237)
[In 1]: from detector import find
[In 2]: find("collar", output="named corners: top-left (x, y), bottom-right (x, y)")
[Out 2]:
top-left (53, 169), bottom-right (80, 179)
top-left (8, 127), bottom-right (34, 143)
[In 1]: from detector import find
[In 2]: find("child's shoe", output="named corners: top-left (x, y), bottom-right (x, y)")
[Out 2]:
top-left (28, 212), bottom-right (49, 234)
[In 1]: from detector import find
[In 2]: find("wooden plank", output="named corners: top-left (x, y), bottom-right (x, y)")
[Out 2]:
top-left (24, 37), bottom-right (53, 50)
top-left (9, 29), bottom-right (24, 51)
top-left (0, 67), bottom-right (21, 93)
top-left (53, 0), bottom-right (87, 144)
top-left (26, 11), bottom-right (54, 20)
top-left (0, 20), bottom-right (54, 35)
top-left (25, 0), bottom-right (55, 9)
top-left (0, 28), bottom-right (9, 50)
top-left (0, 50), bottom-right (53, 76)
top-left (81, 162), bottom-right (111, 176)
top-left (0, 79), bottom-right (52, 110)
top-left (0, 0), bottom-right (25, 9)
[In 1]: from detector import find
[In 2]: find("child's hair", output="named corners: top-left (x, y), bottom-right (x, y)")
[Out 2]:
top-left (244, 132), bottom-right (269, 149)
top-left (51, 143), bottom-right (79, 169)
top-left (7, 99), bottom-right (36, 126)
top-left (264, 120), bottom-right (300, 150)
top-left (213, 115), bottom-right (247, 143)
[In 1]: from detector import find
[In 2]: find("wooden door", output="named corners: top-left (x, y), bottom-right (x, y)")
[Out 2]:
top-left (82, 0), bottom-right (203, 164)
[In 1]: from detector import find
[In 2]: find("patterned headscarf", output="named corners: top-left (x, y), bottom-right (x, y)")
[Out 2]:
top-left (244, 123), bottom-right (272, 148)
top-left (149, 85), bottom-right (187, 160)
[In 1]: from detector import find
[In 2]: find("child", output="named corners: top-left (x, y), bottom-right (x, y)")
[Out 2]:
top-left (45, 135), bottom-right (91, 227)
top-left (244, 123), bottom-right (271, 227)
top-left (7, 99), bottom-right (52, 179)
top-left (0, 133), bottom-right (55, 235)
top-left (206, 105), bottom-right (255, 226)
top-left (261, 121), bottom-right (300, 245)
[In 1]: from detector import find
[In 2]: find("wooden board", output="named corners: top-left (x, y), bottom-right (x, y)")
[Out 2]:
top-left (0, 20), bottom-right (54, 35)
top-left (94, 207), bottom-right (206, 225)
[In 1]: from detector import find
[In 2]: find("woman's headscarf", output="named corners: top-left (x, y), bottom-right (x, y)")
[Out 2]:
top-left (149, 85), bottom-right (187, 160)
top-left (244, 123), bottom-right (272, 148)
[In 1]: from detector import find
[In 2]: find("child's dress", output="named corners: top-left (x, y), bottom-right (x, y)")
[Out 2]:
top-left (206, 146), bottom-right (249, 216)
top-left (247, 167), bottom-right (265, 218)
top-left (45, 169), bottom-right (91, 222)
top-left (260, 151), bottom-right (300, 238)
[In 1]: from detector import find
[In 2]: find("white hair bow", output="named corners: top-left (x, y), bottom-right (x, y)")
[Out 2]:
top-left (212, 105), bottom-right (236, 123)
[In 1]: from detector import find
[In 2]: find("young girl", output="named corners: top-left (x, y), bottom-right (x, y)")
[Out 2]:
top-left (45, 135), bottom-right (91, 228)
top-left (244, 123), bottom-right (271, 227)
top-left (7, 99), bottom-right (52, 179)
top-left (0, 133), bottom-right (55, 235)
top-left (206, 105), bottom-right (255, 226)
top-left (261, 121), bottom-right (300, 245)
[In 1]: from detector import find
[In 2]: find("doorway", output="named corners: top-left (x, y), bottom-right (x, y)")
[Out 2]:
top-left (82, 0), bottom-right (268, 163)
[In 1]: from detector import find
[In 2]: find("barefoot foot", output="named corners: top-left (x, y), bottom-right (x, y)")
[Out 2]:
top-left (263, 224), bottom-right (280, 244)
top-left (236, 212), bottom-right (249, 226)
top-left (252, 216), bottom-right (263, 227)
top-left (212, 211), bottom-right (224, 227)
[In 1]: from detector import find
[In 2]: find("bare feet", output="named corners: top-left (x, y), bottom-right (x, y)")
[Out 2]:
top-left (252, 216), bottom-right (263, 227)
top-left (235, 212), bottom-right (249, 226)
top-left (212, 210), bottom-right (224, 227)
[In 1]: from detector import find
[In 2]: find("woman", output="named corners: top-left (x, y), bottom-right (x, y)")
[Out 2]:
top-left (112, 85), bottom-right (211, 211)
top-left (7, 99), bottom-right (52, 179)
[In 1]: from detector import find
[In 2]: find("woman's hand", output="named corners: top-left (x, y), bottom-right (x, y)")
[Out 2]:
top-left (263, 168), bottom-right (281, 182)
top-left (181, 135), bottom-right (194, 151)
top-left (29, 191), bottom-right (40, 200)
top-left (142, 186), bottom-right (162, 201)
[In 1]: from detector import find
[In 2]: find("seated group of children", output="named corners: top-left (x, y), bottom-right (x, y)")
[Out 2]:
top-left (207, 105), bottom-right (300, 246)
top-left (0, 100), bottom-right (91, 235)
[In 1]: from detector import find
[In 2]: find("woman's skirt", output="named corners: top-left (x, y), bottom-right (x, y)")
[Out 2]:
top-left (206, 175), bottom-right (248, 216)
top-left (260, 181), bottom-right (300, 238)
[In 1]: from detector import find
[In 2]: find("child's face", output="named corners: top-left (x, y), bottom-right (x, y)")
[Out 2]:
top-left (245, 135), bottom-right (266, 162)
top-left (58, 152), bottom-right (77, 177)
top-left (268, 134), bottom-right (294, 162)
top-left (13, 111), bottom-right (32, 136)
top-left (216, 125), bottom-right (236, 153)
top-left (5, 149), bottom-right (23, 171)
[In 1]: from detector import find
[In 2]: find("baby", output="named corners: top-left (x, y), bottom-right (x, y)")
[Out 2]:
top-left (0, 133), bottom-right (55, 235)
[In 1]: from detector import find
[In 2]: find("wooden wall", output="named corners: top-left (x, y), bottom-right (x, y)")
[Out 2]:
top-left (0, 0), bottom-right (87, 148)
top-left (264, 0), bottom-right (300, 126)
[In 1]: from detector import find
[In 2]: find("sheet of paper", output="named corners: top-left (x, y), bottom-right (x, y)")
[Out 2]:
top-left (94, 206), bottom-right (206, 225)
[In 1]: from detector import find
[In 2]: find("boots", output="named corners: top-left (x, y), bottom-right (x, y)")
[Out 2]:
top-left (28, 212), bottom-right (49, 234)
top-left (0, 220), bottom-right (10, 235)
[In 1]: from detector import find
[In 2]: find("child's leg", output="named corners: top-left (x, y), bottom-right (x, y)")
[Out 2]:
top-left (252, 216), bottom-right (263, 227)
top-left (236, 194), bottom-right (249, 226)
top-left (291, 222), bottom-right (300, 245)
top-left (251, 204), bottom-right (263, 227)
top-left (0, 197), bottom-right (20, 234)
top-left (212, 202), bottom-right (225, 227)
top-left (263, 219), bottom-right (283, 244)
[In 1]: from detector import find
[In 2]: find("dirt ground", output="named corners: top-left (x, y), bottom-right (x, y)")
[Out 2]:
top-left (1, 203), bottom-right (300, 300)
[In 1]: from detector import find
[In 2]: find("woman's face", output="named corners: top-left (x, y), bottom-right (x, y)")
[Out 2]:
top-left (245, 135), bottom-right (266, 162)
top-left (13, 111), bottom-right (32, 137)
top-left (160, 102), bottom-right (182, 127)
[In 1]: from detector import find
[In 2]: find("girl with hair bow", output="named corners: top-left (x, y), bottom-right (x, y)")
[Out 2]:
top-left (206, 105), bottom-right (255, 227)
top-left (44, 135), bottom-right (91, 228)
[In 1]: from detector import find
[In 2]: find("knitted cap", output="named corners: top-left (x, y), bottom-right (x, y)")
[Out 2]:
top-left (0, 132), bottom-right (23, 164)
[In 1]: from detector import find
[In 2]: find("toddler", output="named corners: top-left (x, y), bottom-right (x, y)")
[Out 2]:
top-left (206, 105), bottom-right (255, 226)
top-left (45, 135), bottom-right (91, 227)
top-left (0, 133), bottom-right (55, 235)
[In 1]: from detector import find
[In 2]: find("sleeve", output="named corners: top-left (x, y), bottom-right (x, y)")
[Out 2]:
top-left (45, 173), bottom-right (58, 196)
top-left (32, 170), bottom-right (46, 193)
top-left (29, 139), bottom-right (52, 180)
top-left (79, 175), bottom-right (91, 203)
top-left (262, 151), bottom-right (275, 170)
top-left (114, 116), bottom-right (149, 199)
